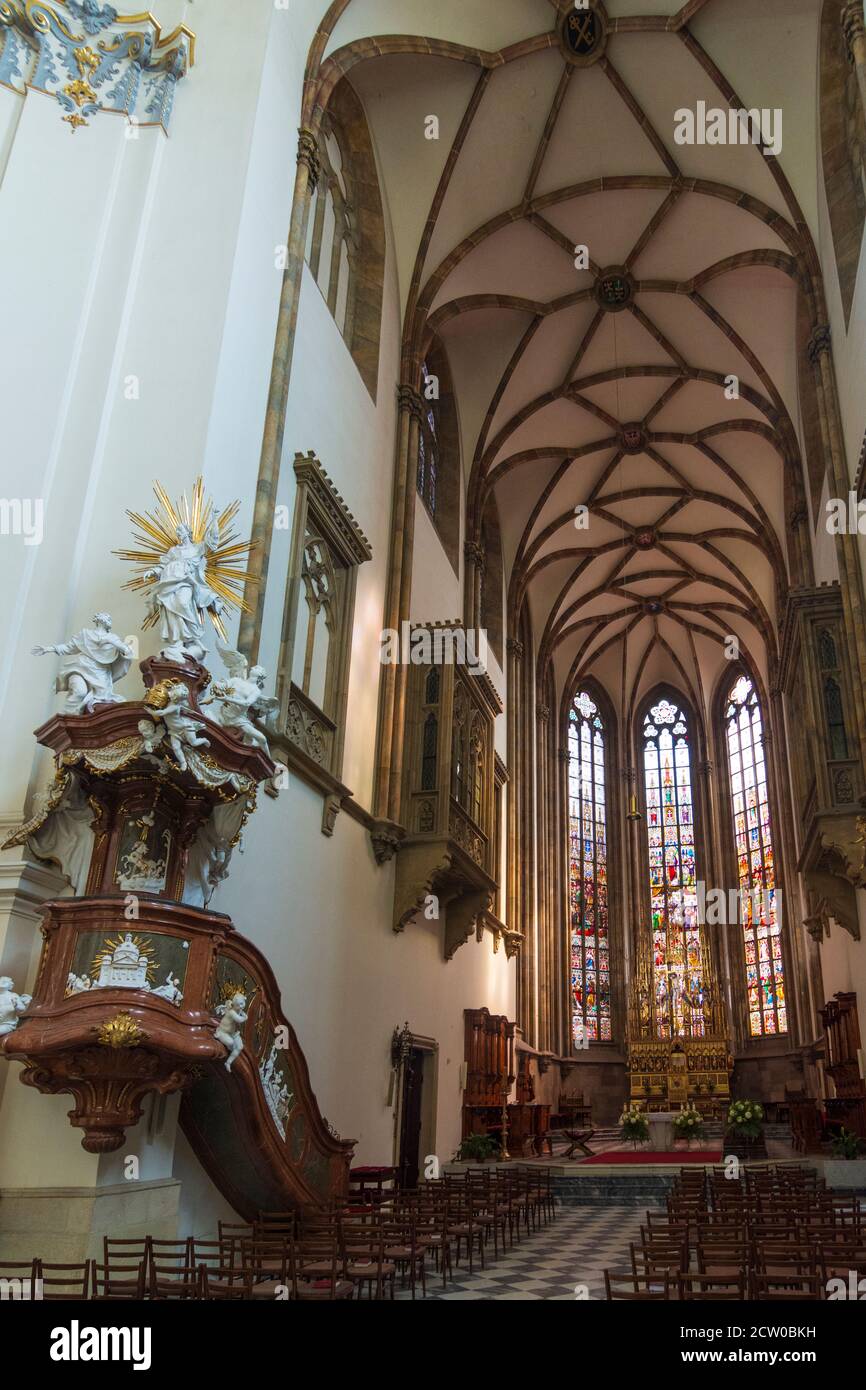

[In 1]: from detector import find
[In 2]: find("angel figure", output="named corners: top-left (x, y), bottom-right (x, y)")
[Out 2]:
top-left (138, 682), bottom-right (209, 772)
top-left (202, 640), bottom-right (279, 755)
top-left (214, 991), bottom-right (248, 1072)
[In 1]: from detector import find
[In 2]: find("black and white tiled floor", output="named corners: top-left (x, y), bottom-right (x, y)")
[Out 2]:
top-left (399, 1205), bottom-right (643, 1301)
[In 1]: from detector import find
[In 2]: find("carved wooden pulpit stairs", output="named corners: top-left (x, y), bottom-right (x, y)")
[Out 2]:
top-left (1, 656), bottom-right (354, 1218)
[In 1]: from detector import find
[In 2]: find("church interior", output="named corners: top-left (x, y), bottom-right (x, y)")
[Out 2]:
top-left (3, 0), bottom-right (866, 1323)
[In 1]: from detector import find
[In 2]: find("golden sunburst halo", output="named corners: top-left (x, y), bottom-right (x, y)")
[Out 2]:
top-left (90, 933), bottom-right (158, 986)
top-left (113, 477), bottom-right (257, 641)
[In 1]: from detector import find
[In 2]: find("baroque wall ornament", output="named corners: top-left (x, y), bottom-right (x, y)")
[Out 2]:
top-left (0, 1), bottom-right (195, 134)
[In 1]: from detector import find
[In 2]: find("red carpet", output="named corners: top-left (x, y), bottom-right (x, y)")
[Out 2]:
top-left (581, 1149), bottom-right (722, 1165)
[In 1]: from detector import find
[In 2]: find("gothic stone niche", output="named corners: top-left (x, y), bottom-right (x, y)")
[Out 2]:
top-left (781, 586), bottom-right (865, 941)
top-left (558, 1), bottom-right (608, 67)
top-left (394, 635), bottom-right (505, 959)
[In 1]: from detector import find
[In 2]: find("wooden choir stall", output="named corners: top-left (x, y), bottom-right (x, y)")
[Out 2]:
top-left (461, 1008), bottom-right (550, 1156)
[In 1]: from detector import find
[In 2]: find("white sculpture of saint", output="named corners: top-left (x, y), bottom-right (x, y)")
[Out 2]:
top-left (66, 971), bottom-right (92, 996)
top-left (183, 797), bottom-right (249, 908)
top-left (203, 641), bottom-right (279, 756)
top-left (214, 992), bottom-right (247, 1071)
top-left (142, 521), bottom-right (228, 663)
top-left (24, 776), bottom-right (94, 895)
top-left (0, 977), bottom-right (32, 1035)
top-left (32, 613), bottom-right (133, 714)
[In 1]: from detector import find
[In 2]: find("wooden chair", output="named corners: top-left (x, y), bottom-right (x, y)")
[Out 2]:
top-left (37, 1261), bottom-right (91, 1300)
top-left (0, 1260), bottom-right (40, 1299)
top-left (753, 1272), bottom-right (822, 1300)
top-left (605, 1269), bottom-right (669, 1300)
top-left (679, 1272), bottom-right (745, 1300)
top-left (90, 1259), bottom-right (146, 1300)
top-left (201, 1264), bottom-right (253, 1300)
top-left (342, 1223), bottom-right (396, 1300)
top-left (149, 1260), bottom-right (201, 1300)
top-left (291, 1234), bottom-right (354, 1300)
top-left (447, 1194), bottom-right (486, 1273)
top-left (382, 1215), bottom-right (427, 1299)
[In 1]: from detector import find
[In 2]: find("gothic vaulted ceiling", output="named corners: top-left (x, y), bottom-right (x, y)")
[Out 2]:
top-left (317, 0), bottom-right (824, 727)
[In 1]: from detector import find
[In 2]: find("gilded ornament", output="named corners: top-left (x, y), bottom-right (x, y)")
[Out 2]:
top-left (96, 1012), bottom-right (144, 1048)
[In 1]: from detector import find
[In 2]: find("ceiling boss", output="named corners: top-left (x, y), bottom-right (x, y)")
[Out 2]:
top-left (115, 478), bottom-right (256, 665)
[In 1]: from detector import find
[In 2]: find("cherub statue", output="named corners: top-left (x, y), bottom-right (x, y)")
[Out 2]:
top-left (202, 640), bottom-right (279, 755)
top-left (138, 682), bottom-right (209, 771)
top-left (142, 520), bottom-right (228, 664)
top-left (0, 977), bottom-right (32, 1036)
top-left (214, 991), bottom-right (247, 1072)
top-left (32, 613), bottom-right (133, 714)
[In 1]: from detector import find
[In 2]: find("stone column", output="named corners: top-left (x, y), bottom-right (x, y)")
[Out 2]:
top-left (767, 687), bottom-right (810, 1048)
top-left (557, 745), bottom-right (571, 1056)
top-left (806, 324), bottom-right (866, 746)
top-left (507, 637), bottom-right (533, 1044)
top-left (239, 129), bottom-right (320, 661)
top-left (843, 3), bottom-right (866, 127)
top-left (464, 541), bottom-right (485, 634)
top-left (535, 702), bottom-right (550, 1053)
top-left (374, 386), bottom-right (422, 821)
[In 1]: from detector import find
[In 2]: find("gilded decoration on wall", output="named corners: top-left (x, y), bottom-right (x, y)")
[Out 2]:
top-left (0, 1), bottom-right (195, 133)
top-left (96, 1012), bottom-right (144, 1049)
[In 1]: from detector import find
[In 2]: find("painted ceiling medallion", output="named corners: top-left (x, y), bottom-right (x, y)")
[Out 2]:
top-left (595, 266), bottom-right (634, 313)
top-left (559, 2), bottom-right (608, 67)
top-left (621, 424), bottom-right (647, 455)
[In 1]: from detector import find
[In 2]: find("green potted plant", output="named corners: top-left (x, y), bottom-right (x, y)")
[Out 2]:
top-left (724, 1099), bottom-right (767, 1158)
top-left (455, 1134), bottom-right (499, 1163)
top-left (619, 1107), bottom-right (650, 1149)
top-left (673, 1105), bottom-right (705, 1148)
top-left (822, 1127), bottom-right (866, 1191)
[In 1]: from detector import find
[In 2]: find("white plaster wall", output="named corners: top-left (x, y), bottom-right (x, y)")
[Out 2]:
top-left (0, 0), bottom-right (515, 1228)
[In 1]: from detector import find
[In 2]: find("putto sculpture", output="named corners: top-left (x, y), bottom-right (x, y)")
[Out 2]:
top-left (138, 681), bottom-right (210, 772)
top-left (214, 991), bottom-right (248, 1072)
top-left (115, 478), bottom-right (256, 664)
top-left (0, 977), bottom-right (32, 1036)
top-left (32, 612), bottom-right (133, 714)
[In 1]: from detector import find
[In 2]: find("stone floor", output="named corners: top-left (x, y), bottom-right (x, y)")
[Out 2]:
top-left (397, 1205), bottom-right (644, 1301)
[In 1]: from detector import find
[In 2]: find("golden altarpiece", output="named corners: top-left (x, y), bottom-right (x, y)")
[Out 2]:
top-left (627, 927), bottom-right (732, 1113)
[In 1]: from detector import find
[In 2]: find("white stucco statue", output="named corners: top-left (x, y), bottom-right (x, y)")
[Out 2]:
top-left (143, 520), bottom-right (228, 663)
top-left (0, 977), bottom-right (32, 1035)
top-left (214, 991), bottom-right (247, 1071)
top-left (152, 972), bottom-right (184, 1006)
top-left (25, 776), bottom-right (95, 895)
top-left (32, 613), bottom-right (133, 714)
top-left (203, 641), bottom-right (279, 755)
top-left (183, 797), bottom-right (249, 908)
top-left (139, 682), bottom-right (210, 772)
top-left (66, 971), bottom-right (91, 996)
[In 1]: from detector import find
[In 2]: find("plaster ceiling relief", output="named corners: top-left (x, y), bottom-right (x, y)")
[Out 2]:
top-left (317, 0), bottom-right (822, 721)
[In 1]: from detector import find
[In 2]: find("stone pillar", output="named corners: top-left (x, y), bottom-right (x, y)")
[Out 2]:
top-left (843, 3), bottom-right (866, 128)
top-left (767, 687), bottom-right (810, 1048)
top-left (239, 129), bottom-right (321, 661)
top-left (507, 637), bottom-right (533, 1044)
top-left (535, 702), bottom-right (550, 1053)
top-left (464, 541), bottom-right (485, 633)
top-left (557, 745), bottom-right (571, 1056)
top-left (374, 385), bottom-right (422, 820)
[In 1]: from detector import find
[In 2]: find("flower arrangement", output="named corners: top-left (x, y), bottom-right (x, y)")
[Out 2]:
top-left (726, 1099), bottom-right (764, 1139)
top-left (619, 1107), bottom-right (650, 1147)
top-left (673, 1106), bottom-right (705, 1144)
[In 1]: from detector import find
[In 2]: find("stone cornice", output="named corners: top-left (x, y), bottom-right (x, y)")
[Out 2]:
top-left (292, 451), bottom-right (372, 565)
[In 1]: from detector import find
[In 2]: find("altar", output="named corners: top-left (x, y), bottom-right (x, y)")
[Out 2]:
top-left (646, 1111), bottom-right (677, 1149)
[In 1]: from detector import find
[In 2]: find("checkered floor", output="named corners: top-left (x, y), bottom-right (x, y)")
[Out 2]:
top-left (398, 1205), bottom-right (643, 1301)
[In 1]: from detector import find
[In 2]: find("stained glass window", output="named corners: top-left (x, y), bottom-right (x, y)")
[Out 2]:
top-left (568, 690), bottom-right (610, 1044)
top-left (724, 675), bottom-right (786, 1037)
top-left (417, 363), bottom-right (439, 516)
top-left (642, 697), bottom-right (704, 1039)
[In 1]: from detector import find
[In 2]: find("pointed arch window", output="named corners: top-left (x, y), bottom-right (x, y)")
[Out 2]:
top-left (642, 697), bottom-right (704, 1039)
top-left (568, 691), bottom-right (610, 1044)
top-left (723, 675), bottom-right (786, 1037)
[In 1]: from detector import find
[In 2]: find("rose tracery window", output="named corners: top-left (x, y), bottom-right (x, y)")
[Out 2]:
top-left (642, 697), bottom-right (704, 1039)
top-left (723, 675), bottom-right (786, 1037)
top-left (568, 690), bottom-right (610, 1044)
